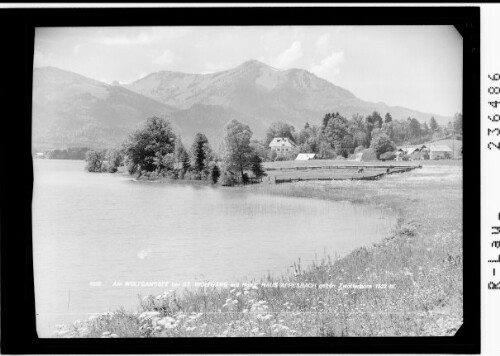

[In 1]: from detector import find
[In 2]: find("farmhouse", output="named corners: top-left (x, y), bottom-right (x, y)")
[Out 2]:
top-left (396, 145), bottom-right (431, 161)
top-left (429, 144), bottom-right (452, 159)
top-left (269, 137), bottom-right (296, 156)
top-left (296, 153), bottom-right (316, 161)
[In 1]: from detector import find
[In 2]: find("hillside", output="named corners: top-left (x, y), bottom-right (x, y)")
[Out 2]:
top-left (32, 67), bottom-right (176, 150)
top-left (32, 61), bottom-right (453, 150)
top-left (125, 59), bottom-right (452, 130)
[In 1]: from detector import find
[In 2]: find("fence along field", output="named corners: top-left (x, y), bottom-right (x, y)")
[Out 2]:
top-left (262, 161), bottom-right (422, 184)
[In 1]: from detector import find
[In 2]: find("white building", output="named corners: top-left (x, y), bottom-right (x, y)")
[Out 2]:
top-left (295, 153), bottom-right (316, 161)
top-left (429, 144), bottom-right (453, 159)
top-left (269, 137), bottom-right (296, 155)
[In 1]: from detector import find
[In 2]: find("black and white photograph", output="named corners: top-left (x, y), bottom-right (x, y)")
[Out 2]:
top-left (30, 23), bottom-right (467, 340)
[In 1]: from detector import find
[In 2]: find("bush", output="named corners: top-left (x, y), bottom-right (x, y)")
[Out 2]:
top-left (221, 171), bottom-right (237, 186)
top-left (242, 172), bottom-right (249, 184)
top-left (354, 145), bottom-right (365, 153)
top-left (210, 165), bottom-right (221, 184)
top-left (107, 165), bottom-right (118, 173)
top-left (379, 152), bottom-right (396, 161)
top-left (85, 150), bottom-right (106, 172)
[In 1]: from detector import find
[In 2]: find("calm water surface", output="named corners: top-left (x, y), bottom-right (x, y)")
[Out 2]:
top-left (33, 160), bottom-right (395, 337)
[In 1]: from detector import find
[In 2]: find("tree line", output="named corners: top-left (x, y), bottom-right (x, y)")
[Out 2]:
top-left (85, 111), bottom-right (462, 181)
top-left (251, 111), bottom-right (462, 160)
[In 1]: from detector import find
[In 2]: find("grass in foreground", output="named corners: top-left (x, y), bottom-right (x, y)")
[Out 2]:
top-left (56, 164), bottom-right (462, 337)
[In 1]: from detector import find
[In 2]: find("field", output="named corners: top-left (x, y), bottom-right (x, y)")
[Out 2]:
top-left (262, 158), bottom-right (460, 183)
top-left (56, 162), bottom-right (463, 338)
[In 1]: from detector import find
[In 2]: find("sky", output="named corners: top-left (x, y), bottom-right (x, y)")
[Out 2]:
top-left (34, 26), bottom-right (462, 117)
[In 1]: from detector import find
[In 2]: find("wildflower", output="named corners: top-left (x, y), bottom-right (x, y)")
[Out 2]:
top-left (158, 316), bottom-right (176, 329)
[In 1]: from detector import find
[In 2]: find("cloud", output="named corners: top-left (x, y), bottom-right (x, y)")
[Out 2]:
top-left (310, 50), bottom-right (345, 80)
top-left (153, 50), bottom-right (177, 66)
top-left (271, 41), bottom-right (303, 69)
top-left (73, 45), bottom-right (80, 54)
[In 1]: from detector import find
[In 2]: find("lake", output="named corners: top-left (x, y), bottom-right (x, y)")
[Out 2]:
top-left (33, 160), bottom-right (395, 337)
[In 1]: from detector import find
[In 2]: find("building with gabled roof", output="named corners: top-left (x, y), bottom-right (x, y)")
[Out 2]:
top-left (429, 144), bottom-right (452, 159)
top-left (269, 137), bottom-right (296, 156)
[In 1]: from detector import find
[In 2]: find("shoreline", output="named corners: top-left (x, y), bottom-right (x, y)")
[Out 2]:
top-left (57, 163), bottom-right (463, 337)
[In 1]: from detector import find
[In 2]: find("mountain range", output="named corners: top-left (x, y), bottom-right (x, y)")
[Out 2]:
top-left (32, 60), bottom-right (453, 150)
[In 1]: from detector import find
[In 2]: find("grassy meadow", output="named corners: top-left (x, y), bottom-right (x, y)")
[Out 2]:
top-left (56, 161), bottom-right (463, 338)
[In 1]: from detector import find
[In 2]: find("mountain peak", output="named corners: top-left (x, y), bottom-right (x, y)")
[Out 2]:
top-left (239, 59), bottom-right (265, 66)
top-left (238, 59), bottom-right (278, 70)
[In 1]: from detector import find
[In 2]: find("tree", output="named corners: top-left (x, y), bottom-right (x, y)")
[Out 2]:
top-left (323, 113), bottom-right (353, 157)
top-left (391, 119), bottom-right (410, 144)
top-left (429, 116), bottom-right (439, 132)
top-left (221, 120), bottom-right (254, 179)
top-left (250, 139), bottom-right (269, 161)
top-left (250, 154), bottom-right (266, 179)
top-left (190, 133), bottom-right (210, 173)
top-left (106, 149), bottom-right (124, 173)
top-left (348, 114), bottom-right (369, 148)
top-left (180, 151), bottom-right (191, 171)
top-left (453, 113), bottom-right (463, 134)
top-left (381, 122), bottom-right (395, 142)
top-left (123, 117), bottom-right (177, 175)
top-left (366, 111), bottom-right (383, 131)
top-left (174, 138), bottom-right (187, 162)
top-left (321, 113), bottom-right (333, 130)
top-left (153, 152), bottom-right (176, 172)
top-left (408, 117), bottom-right (422, 139)
top-left (210, 164), bottom-right (221, 184)
top-left (265, 121), bottom-right (296, 146)
top-left (421, 122), bottom-right (430, 137)
top-left (384, 112), bottom-right (393, 123)
top-left (85, 150), bottom-right (105, 172)
top-left (370, 130), bottom-right (396, 159)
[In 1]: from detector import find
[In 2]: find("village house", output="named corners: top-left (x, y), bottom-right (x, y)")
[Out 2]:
top-left (429, 144), bottom-right (453, 159)
top-left (269, 137), bottom-right (296, 156)
top-left (395, 145), bottom-right (432, 161)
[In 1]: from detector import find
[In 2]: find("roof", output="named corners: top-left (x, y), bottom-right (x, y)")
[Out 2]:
top-left (430, 144), bottom-right (452, 152)
top-left (405, 147), bottom-right (419, 155)
top-left (295, 153), bottom-right (316, 160)
top-left (269, 137), bottom-right (296, 148)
